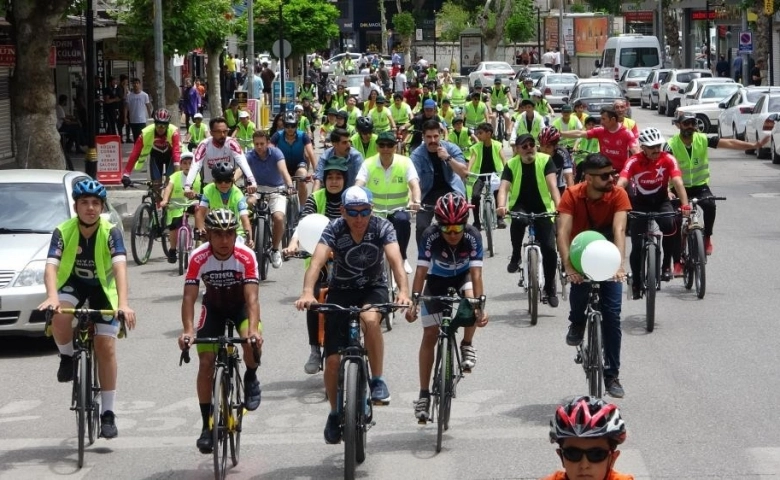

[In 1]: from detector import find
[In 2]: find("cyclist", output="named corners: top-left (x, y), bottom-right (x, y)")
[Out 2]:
top-left (466, 122), bottom-right (507, 230)
top-left (617, 127), bottom-right (689, 294)
top-left (406, 193), bottom-right (488, 422)
top-left (333, 110), bottom-right (355, 136)
top-left (297, 78), bottom-right (317, 103)
top-left (121, 108), bottom-right (181, 189)
top-left (351, 116), bottom-right (379, 160)
top-left (515, 77), bottom-right (535, 103)
top-left (497, 134), bottom-right (561, 305)
top-left (355, 131), bottom-right (422, 274)
top-left (613, 99), bottom-right (638, 136)
top-left (572, 99), bottom-right (589, 124)
top-left (510, 99), bottom-right (545, 144)
top-left (294, 186), bottom-right (411, 444)
top-left (270, 111), bottom-right (317, 209)
top-left (313, 128), bottom-right (365, 190)
top-left (160, 151), bottom-right (202, 264)
top-left (367, 95), bottom-right (396, 134)
top-left (531, 89), bottom-right (554, 122)
top-left (448, 116), bottom-right (476, 152)
top-left (560, 106), bottom-right (640, 173)
top-left (551, 104), bottom-right (583, 150)
top-left (186, 112), bottom-right (208, 152)
top-left (438, 98), bottom-right (455, 128)
top-left (195, 162), bottom-right (253, 249)
top-left (38, 179), bottom-right (137, 439)
top-left (389, 93), bottom-right (413, 131)
top-left (557, 153), bottom-right (630, 398)
top-left (488, 77), bottom-right (513, 114)
top-left (574, 116), bottom-right (601, 155)
top-left (448, 77), bottom-right (469, 109)
top-left (406, 99), bottom-right (447, 152)
top-left (537, 126), bottom-right (575, 194)
top-left (544, 396), bottom-right (633, 480)
top-left (232, 110), bottom-right (255, 152)
top-left (178, 208), bottom-right (263, 454)
top-left (340, 95), bottom-right (361, 129)
top-left (464, 92), bottom-right (490, 131)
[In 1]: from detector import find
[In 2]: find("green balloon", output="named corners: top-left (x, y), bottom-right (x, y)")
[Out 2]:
top-left (570, 230), bottom-right (607, 274)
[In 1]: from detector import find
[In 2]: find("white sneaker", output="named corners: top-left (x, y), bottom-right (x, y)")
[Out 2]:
top-left (271, 250), bottom-right (282, 269)
top-left (403, 259), bottom-right (412, 274)
top-left (460, 344), bottom-right (476, 371)
top-left (304, 346), bottom-right (321, 374)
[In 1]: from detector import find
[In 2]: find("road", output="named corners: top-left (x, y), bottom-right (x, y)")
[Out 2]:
top-left (2, 106), bottom-right (780, 479)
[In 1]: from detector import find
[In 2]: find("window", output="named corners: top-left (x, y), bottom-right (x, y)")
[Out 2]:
top-left (602, 49), bottom-right (616, 68)
top-left (0, 183), bottom-right (70, 232)
top-left (547, 75), bottom-right (578, 84)
top-left (618, 48), bottom-right (659, 68)
top-left (768, 97), bottom-right (780, 112)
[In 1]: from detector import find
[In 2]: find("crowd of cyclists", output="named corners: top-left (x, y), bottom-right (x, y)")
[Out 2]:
top-left (38, 55), bottom-right (773, 478)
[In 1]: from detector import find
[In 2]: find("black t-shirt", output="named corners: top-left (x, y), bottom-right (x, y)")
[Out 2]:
top-left (479, 144), bottom-right (496, 174)
top-left (501, 157), bottom-right (556, 213)
top-left (423, 151), bottom-right (451, 205)
top-left (750, 66), bottom-right (762, 86)
top-left (103, 85), bottom-right (121, 110)
top-left (411, 114), bottom-right (441, 146)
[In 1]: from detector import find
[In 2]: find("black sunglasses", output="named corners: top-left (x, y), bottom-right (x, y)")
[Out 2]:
top-left (561, 447), bottom-right (611, 463)
top-left (588, 170), bottom-right (618, 180)
top-left (377, 142), bottom-right (395, 148)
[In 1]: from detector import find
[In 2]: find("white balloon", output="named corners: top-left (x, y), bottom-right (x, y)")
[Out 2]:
top-left (297, 214), bottom-right (331, 254)
top-left (580, 239), bottom-right (622, 281)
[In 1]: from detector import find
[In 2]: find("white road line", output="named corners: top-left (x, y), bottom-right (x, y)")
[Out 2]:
top-left (0, 400), bottom-right (42, 415)
top-left (747, 447), bottom-right (780, 475)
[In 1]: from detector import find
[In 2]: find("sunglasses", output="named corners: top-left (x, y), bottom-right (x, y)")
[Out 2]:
top-left (519, 143), bottom-right (536, 150)
top-left (377, 142), bottom-right (395, 148)
top-left (680, 120), bottom-right (696, 126)
top-left (560, 447), bottom-right (611, 463)
top-left (215, 179), bottom-right (233, 185)
top-left (440, 224), bottom-right (465, 234)
top-left (155, 122), bottom-right (169, 127)
top-left (345, 208), bottom-right (372, 218)
top-left (284, 124), bottom-right (297, 128)
top-left (588, 170), bottom-right (618, 180)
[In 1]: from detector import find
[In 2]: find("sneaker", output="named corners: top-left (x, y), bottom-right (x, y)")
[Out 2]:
top-left (100, 410), bottom-right (118, 439)
top-left (460, 344), bottom-right (477, 371)
top-left (631, 285), bottom-right (641, 300)
top-left (369, 378), bottom-right (391, 405)
top-left (403, 259), bottom-right (413, 274)
top-left (324, 412), bottom-right (342, 444)
top-left (704, 236), bottom-right (713, 255)
top-left (496, 217), bottom-right (507, 229)
top-left (605, 377), bottom-right (625, 398)
top-left (673, 262), bottom-right (684, 277)
top-left (196, 428), bottom-right (213, 453)
top-left (304, 346), bottom-right (321, 374)
top-left (271, 249), bottom-right (282, 269)
top-left (57, 355), bottom-right (73, 383)
top-left (566, 323), bottom-right (585, 346)
top-left (546, 293), bottom-right (559, 308)
top-left (243, 375), bottom-right (262, 411)
top-left (661, 269), bottom-right (672, 282)
top-left (167, 249), bottom-right (177, 264)
top-left (506, 261), bottom-right (520, 273)
top-left (414, 396), bottom-right (430, 423)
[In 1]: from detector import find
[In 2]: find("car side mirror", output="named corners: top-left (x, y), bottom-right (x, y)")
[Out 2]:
top-left (594, 60), bottom-right (601, 68)
top-left (768, 113), bottom-right (779, 121)
top-left (718, 102), bottom-right (726, 108)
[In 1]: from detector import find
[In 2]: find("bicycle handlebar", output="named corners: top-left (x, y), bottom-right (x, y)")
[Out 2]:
top-left (307, 303), bottom-right (408, 315)
top-left (691, 196), bottom-right (727, 204)
top-left (627, 211), bottom-right (679, 219)
top-left (179, 336), bottom-right (260, 365)
top-left (45, 307), bottom-right (128, 339)
top-left (412, 293), bottom-right (486, 310)
top-left (507, 211), bottom-right (559, 220)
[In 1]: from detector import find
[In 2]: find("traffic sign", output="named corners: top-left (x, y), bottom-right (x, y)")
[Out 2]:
top-left (738, 31), bottom-right (753, 55)
top-left (272, 39), bottom-right (292, 59)
top-left (271, 80), bottom-right (296, 115)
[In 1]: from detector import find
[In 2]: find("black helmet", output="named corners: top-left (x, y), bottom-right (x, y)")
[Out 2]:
top-left (204, 209), bottom-right (238, 231)
top-left (356, 116), bottom-right (374, 133)
top-left (211, 162), bottom-right (235, 182)
top-left (284, 111), bottom-right (298, 126)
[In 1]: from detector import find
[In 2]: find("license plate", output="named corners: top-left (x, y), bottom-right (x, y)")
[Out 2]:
top-left (560, 89), bottom-right (569, 95)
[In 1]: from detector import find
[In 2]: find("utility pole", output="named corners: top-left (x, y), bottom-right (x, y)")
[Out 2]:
top-left (537, 7), bottom-right (542, 59)
top-left (559, 0), bottom-right (564, 71)
top-left (153, 0), bottom-right (165, 109)
top-left (247, 0), bottom-right (254, 99)
top-left (279, 0), bottom-right (286, 115)
top-left (85, 0), bottom-right (96, 178)
top-left (657, 0), bottom-right (664, 66)
top-left (705, 0), bottom-right (711, 70)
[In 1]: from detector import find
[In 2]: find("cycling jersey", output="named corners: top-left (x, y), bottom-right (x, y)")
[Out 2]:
top-left (541, 471), bottom-right (635, 480)
top-left (585, 125), bottom-right (638, 172)
top-left (187, 137), bottom-right (255, 188)
top-left (620, 151), bottom-right (681, 204)
top-left (185, 242), bottom-right (259, 310)
top-left (270, 130), bottom-right (312, 172)
top-left (48, 219), bottom-right (126, 288)
top-left (417, 224), bottom-right (483, 278)
top-left (124, 124), bottom-right (181, 175)
top-left (550, 146), bottom-right (574, 189)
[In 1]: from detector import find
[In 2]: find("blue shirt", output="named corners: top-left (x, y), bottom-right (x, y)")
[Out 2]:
top-left (270, 130), bottom-right (311, 165)
top-left (246, 146), bottom-right (286, 187)
top-left (242, 74), bottom-right (263, 100)
top-left (410, 140), bottom-right (467, 199)
top-left (314, 146), bottom-right (364, 187)
top-left (417, 224), bottom-right (483, 278)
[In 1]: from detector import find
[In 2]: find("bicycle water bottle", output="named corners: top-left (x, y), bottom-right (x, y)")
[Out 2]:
top-left (349, 323), bottom-right (359, 343)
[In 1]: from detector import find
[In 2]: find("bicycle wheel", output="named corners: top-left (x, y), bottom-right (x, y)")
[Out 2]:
top-left (285, 196), bottom-right (299, 248)
top-left (256, 218), bottom-right (269, 281)
top-left (434, 336), bottom-right (447, 453)
top-left (482, 199), bottom-right (494, 258)
top-left (692, 229), bottom-right (707, 299)
top-left (177, 228), bottom-right (188, 276)
top-left (229, 364), bottom-right (243, 467)
top-left (384, 261), bottom-right (395, 331)
top-left (528, 249), bottom-right (540, 326)
top-left (587, 313), bottom-right (604, 398)
top-left (76, 353), bottom-right (87, 468)
top-left (158, 207), bottom-right (171, 257)
top-left (130, 203), bottom-right (154, 265)
top-left (682, 231), bottom-right (695, 290)
top-left (644, 243), bottom-right (657, 333)
top-left (343, 361), bottom-right (360, 480)
top-left (87, 354), bottom-right (100, 446)
top-left (558, 257), bottom-right (568, 301)
top-left (355, 366), bottom-right (368, 464)
top-left (212, 366), bottom-right (229, 480)
top-left (441, 338), bottom-right (455, 432)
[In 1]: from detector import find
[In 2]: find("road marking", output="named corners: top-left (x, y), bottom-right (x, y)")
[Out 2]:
top-left (750, 193), bottom-right (780, 198)
top-left (747, 447), bottom-right (780, 474)
top-left (0, 400), bottom-right (42, 415)
top-left (0, 415), bottom-right (39, 424)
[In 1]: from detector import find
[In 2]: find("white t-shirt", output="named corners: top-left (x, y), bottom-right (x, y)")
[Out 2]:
top-left (56, 105), bottom-right (66, 130)
top-left (394, 72), bottom-right (407, 93)
top-left (541, 51), bottom-right (556, 65)
top-left (126, 91), bottom-right (151, 123)
top-left (187, 138), bottom-right (256, 187)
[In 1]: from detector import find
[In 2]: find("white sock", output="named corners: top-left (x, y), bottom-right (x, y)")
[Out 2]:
top-left (57, 342), bottom-right (75, 357)
top-left (101, 390), bottom-right (116, 414)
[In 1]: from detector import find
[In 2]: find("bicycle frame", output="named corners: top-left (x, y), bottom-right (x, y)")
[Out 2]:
top-left (574, 282), bottom-right (604, 398)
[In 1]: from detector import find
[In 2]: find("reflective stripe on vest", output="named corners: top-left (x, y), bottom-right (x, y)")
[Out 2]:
top-left (203, 184), bottom-right (247, 236)
top-left (506, 152), bottom-right (554, 213)
top-left (466, 140), bottom-right (504, 198)
top-left (668, 133), bottom-right (710, 187)
top-left (235, 121), bottom-right (256, 149)
top-left (464, 102), bottom-right (486, 128)
top-left (363, 154), bottom-right (411, 213)
top-left (136, 124), bottom-right (176, 171)
top-left (449, 86), bottom-right (468, 106)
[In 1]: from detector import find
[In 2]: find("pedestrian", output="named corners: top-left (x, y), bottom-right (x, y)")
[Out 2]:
top-left (716, 55), bottom-right (729, 77)
top-left (732, 56), bottom-right (743, 82)
top-left (181, 78), bottom-right (200, 130)
top-left (260, 62), bottom-right (275, 105)
top-left (125, 78), bottom-right (153, 142)
top-left (751, 58), bottom-right (764, 86)
top-left (102, 76), bottom-right (121, 135)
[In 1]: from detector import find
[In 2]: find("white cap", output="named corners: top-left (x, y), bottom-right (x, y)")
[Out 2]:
top-left (238, 110), bottom-right (250, 118)
top-left (443, 67), bottom-right (449, 72)
top-left (530, 89), bottom-right (542, 97)
top-left (193, 113), bottom-right (203, 119)
top-left (341, 186), bottom-right (373, 207)
top-left (294, 104), bottom-right (304, 112)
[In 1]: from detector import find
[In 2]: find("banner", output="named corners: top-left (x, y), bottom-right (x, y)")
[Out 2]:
top-left (544, 17), bottom-right (559, 51)
top-left (95, 135), bottom-right (123, 185)
top-left (563, 17), bottom-right (575, 54)
top-left (574, 17), bottom-right (610, 57)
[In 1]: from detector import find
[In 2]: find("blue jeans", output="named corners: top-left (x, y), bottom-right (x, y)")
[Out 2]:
top-left (568, 281), bottom-right (623, 378)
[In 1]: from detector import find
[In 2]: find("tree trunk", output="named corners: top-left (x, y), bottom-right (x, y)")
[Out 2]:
top-left (401, 36), bottom-right (413, 68)
top-left (663, 5), bottom-right (682, 68)
top-left (9, 0), bottom-right (71, 169)
top-left (206, 45), bottom-right (224, 118)
top-left (479, 0), bottom-right (512, 61)
top-left (380, 0), bottom-right (388, 55)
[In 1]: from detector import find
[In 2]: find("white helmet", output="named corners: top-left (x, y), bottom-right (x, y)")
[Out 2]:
top-left (495, 104), bottom-right (504, 112)
top-left (530, 89), bottom-right (542, 98)
top-left (443, 67), bottom-right (449, 73)
top-left (638, 127), bottom-right (666, 147)
top-left (294, 104), bottom-right (304, 112)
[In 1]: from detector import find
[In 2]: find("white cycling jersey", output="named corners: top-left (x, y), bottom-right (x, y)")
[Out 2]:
top-left (185, 137), bottom-right (256, 188)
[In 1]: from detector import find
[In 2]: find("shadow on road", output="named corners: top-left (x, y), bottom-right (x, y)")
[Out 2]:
top-left (0, 335), bottom-right (57, 358)
top-left (499, 402), bottom-right (561, 426)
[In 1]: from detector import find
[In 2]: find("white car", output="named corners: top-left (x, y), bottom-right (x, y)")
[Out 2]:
top-left (743, 93), bottom-right (780, 159)
top-left (639, 68), bottom-right (671, 110)
top-left (510, 66), bottom-right (555, 98)
top-left (0, 170), bottom-right (123, 336)
top-left (618, 67), bottom-right (653, 104)
top-left (769, 114), bottom-right (780, 164)
top-left (322, 53), bottom-right (363, 74)
top-left (338, 74), bottom-right (365, 98)
top-left (536, 73), bottom-right (579, 109)
top-left (674, 102), bottom-right (727, 133)
top-left (657, 69), bottom-right (713, 117)
top-left (717, 87), bottom-right (780, 140)
top-left (468, 61), bottom-right (515, 89)
top-left (679, 79), bottom-right (737, 108)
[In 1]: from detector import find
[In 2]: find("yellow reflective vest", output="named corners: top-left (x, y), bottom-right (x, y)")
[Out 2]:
top-left (362, 154), bottom-right (413, 213)
top-left (505, 152), bottom-right (555, 213)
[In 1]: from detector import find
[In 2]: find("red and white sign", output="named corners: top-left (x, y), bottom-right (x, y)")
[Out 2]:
top-left (246, 98), bottom-right (259, 127)
top-left (625, 11), bottom-right (654, 22)
top-left (96, 135), bottom-right (123, 185)
top-left (0, 45), bottom-right (57, 68)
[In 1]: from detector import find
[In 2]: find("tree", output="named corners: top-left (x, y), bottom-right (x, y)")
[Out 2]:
top-left (477, 0), bottom-right (514, 60)
top-left (248, 0), bottom-right (339, 57)
top-left (663, 0), bottom-right (682, 68)
top-left (436, 2), bottom-right (471, 42)
top-left (505, 0), bottom-right (536, 44)
top-left (393, 11), bottom-right (416, 67)
top-left (6, 0), bottom-right (72, 169)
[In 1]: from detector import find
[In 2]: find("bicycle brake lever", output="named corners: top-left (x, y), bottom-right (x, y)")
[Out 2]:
top-left (180, 348), bottom-right (191, 365)
top-left (250, 339), bottom-right (261, 365)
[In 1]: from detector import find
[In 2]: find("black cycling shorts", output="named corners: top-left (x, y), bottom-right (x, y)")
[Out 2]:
top-left (58, 276), bottom-right (120, 336)
top-left (195, 303), bottom-right (250, 353)
top-left (322, 286), bottom-right (388, 357)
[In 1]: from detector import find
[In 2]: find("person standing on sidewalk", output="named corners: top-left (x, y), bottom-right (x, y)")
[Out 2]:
top-left (125, 78), bottom-right (153, 142)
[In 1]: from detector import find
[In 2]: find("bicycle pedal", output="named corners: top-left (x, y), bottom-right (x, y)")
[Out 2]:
top-left (462, 367), bottom-right (472, 374)
top-left (574, 353), bottom-right (583, 364)
top-left (372, 399), bottom-right (390, 406)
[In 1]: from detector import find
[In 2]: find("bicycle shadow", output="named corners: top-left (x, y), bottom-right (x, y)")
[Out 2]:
top-left (622, 314), bottom-right (653, 335)
top-left (261, 378), bottom-right (327, 405)
top-left (0, 336), bottom-right (57, 358)
top-left (0, 440), bottom-right (113, 476)
top-left (490, 311), bottom-right (558, 329)
top-left (499, 402), bottom-right (561, 425)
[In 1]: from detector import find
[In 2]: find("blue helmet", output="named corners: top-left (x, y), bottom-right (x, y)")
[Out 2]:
top-left (72, 179), bottom-right (107, 202)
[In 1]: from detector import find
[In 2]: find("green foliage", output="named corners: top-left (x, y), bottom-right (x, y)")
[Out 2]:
top-left (583, 0), bottom-right (621, 16)
top-left (246, 0), bottom-right (339, 56)
top-left (437, 3), bottom-right (471, 41)
top-left (569, 3), bottom-right (587, 13)
top-left (447, 0), bottom-right (485, 12)
top-left (393, 11), bottom-right (416, 37)
top-left (505, 0), bottom-right (536, 43)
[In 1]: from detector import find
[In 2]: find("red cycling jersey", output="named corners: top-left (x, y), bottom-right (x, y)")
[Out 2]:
top-left (185, 242), bottom-right (259, 310)
top-left (586, 125), bottom-right (638, 172)
top-left (620, 151), bottom-right (681, 202)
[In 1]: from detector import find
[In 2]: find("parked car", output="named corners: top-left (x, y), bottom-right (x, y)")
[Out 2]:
top-left (536, 73), bottom-right (579, 110)
top-left (639, 68), bottom-right (671, 110)
top-left (768, 113), bottom-right (780, 164)
top-left (0, 170), bottom-right (123, 336)
top-left (618, 67), bottom-right (652, 104)
top-left (339, 74), bottom-right (366, 98)
top-left (563, 79), bottom-right (631, 117)
top-left (321, 53), bottom-right (363, 73)
top-left (679, 78), bottom-right (737, 107)
top-left (674, 102), bottom-right (726, 133)
top-left (657, 69), bottom-right (713, 117)
top-left (468, 61), bottom-right (515, 89)
top-left (717, 87), bottom-right (780, 140)
top-left (510, 66), bottom-right (554, 98)
top-left (743, 93), bottom-right (780, 159)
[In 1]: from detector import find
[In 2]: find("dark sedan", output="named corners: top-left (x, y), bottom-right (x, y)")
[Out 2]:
top-left (562, 79), bottom-right (631, 117)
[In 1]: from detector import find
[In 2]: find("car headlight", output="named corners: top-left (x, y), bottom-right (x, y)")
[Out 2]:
top-left (13, 260), bottom-right (46, 287)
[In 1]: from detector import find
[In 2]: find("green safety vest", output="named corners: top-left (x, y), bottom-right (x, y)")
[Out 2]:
top-left (298, 116), bottom-right (311, 132)
top-left (448, 129), bottom-right (472, 152)
top-left (363, 154), bottom-right (412, 213)
top-left (369, 107), bottom-right (392, 133)
top-left (440, 108), bottom-right (455, 127)
top-left (464, 102), bottom-right (487, 128)
top-left (390, 103), bottom-right (411, 125)
top-left (552, 116), bottom-right (580, 149)
top-left (515, 113), bottom-right (544, 141)
top-left (333, 93), bottom-right (348, 109)
top-left (449, 85), bottom-right (469, 107)
top-left (166, 171), bottom-right (202, 224)
top-left (535, 99), bottom-right (550, 117)
top-left (235, 121), bottom-right (256, 150)
top-left (576, 138), bottom-right (600, 158)
top-left (466, 140), bottom-right (504, 198)
top-left (203, 183), bottom-right (247, 236)
top-left (55, 217), bottom-right (118, 310)
top-left (341, 106), bottom-right (360, 127)
top-left (313, 57), bottom-right (323, 69)
top-left (188, 123), bottom-right (207, 144)
top-left (350, 132), bottom-right (378, 159)
top-left (490, 87), bottom-right (508, 107)
top-left (667, 133), bottom-right (710, 187)
top-left (299, 85), bottom-right (316, 101)
top-left (520, 87), bottom-right (531, 100)
top-left (135, 124), bottom-right (177, 171)
top-left (623, 117), bottom-right (636, 132)
top-left (225, 109), bottom-right (239, 128)
top-left (505, 152), bottom-right (555, 213)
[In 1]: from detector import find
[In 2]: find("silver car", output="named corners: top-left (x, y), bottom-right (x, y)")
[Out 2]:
top-left (619, 67), bottom-right (653, 104)
top-left (639, 69), bottom-right (671, 110)
top-left (536, 73), bottom-right (579, 110)
top-left (0, 170), bottom-right (122, 336)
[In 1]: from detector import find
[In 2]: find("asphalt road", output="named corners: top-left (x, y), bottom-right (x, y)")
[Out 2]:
top-left (2, 106), bottom-right (780, 479)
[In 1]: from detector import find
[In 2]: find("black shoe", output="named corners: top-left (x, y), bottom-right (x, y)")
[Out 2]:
top-left (496, 217), bottom-right (507, 229)
top-left (661, 269), bottom-right (672, 282)
top-left (507, 261), bottom-right (519, 273)
top-left (244, 375), bottom-right (261, 411)
top-left (167, 250), bottom-right (177, 264)
top-left (632, 285), bottom-right (641, 300)
top-left (547, 294), bottom-right (559, 308)
top-left (566, 323), bottom-right (585, 346)
top-left (57, 355), bottom-right (73, 383)
top-left (605, 377), bottom-right (625, 398)
top-left (324, 412), bottom-right (341, 444)
top-left (196, 428), bottom-right (213, 453)
top-left (100, 410), bottom-right (118, 439)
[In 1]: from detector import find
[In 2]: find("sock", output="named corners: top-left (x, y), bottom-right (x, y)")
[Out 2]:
top-left (311, 344), bottom-right (321, 353)
top-left (461, 341), bottom-right (472, 347)
top-left (371, 375), bottom-right (385, 383)
top-left (169, 248), bottom-right (177, 255)
top-left (101, 390), bottom-right (116, 414)
top-left (419, 389), bottom-right (430, 398)
top-left (57, 342), bottom-right (75, 357)
top-left (200, 403), bottom-right (210, 430)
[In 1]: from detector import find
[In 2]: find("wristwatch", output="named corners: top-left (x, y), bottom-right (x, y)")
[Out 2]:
top-left (443, 156), bottom-right (452, 164)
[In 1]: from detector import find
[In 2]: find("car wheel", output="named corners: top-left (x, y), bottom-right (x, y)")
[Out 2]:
top-left (772, 139), bottom-right (780, 164)
top-left (735, 123), bottom-right (744, 141)
top-left (640, 96), bottom-right (646, 109)
top-left (756, 134), bottom-right (770, 159)
top-left (658, 98), bottom-right (665, 115)
top-left (650, 96), bottom-right (656, 110)
top-left (696, 115), bottom-right (710, 133)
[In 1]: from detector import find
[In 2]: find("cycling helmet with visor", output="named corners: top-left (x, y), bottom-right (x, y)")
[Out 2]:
top-left (205, 209), bottom-right (238, 231)
top-left (284, 111), bottom-right (298, 126)
top-left (153, 108), bottom-right (171, 124)
top-left (549, 396), bottom-right (626, 446)
top-left (637, 127), bottom-right (666, 147)
top-left (72, 179), bottom-right (107, 202)
top-left (434, 192), bottom-right (470, 225)
top-left (539, 126), bottom-right (561, 146)
top-left (211, 162), bottom-right (235, 183)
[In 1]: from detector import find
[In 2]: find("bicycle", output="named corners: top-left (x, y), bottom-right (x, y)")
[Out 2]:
top-left (627, 210), bottom-right (678, 332)
top-left (307, 302), bottom-right (405, 480)
top-left (573, 280), bottom-right (605, 398)
top-left (179, 320), bottom-right (260, 480)
top-left (412, 289), bottom-right (485, 453)
top-left (468, 172), bottom-right (499, 258)
top-left (507, 211), bottom-right (559, 326)
top-left (680, 196), bottom-right (726, 299)
top-left (249, 188), bottom-right (289, 281)
top-left (494, 106), bottom-right (508, 144)
top-left (284, 175), bottom-right (309, 248)
top-left (44, 307), bottom-right (127, 469)
top-left (168, 197), bottom-right (201, 276)
top-left (129, 180), bottom-right (171, 265)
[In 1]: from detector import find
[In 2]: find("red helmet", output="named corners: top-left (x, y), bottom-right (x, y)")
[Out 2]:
top-left (153, 108), bottom-right (171, 123)
top-left (539, 126), bottom-right (561, 146)
top-left (549, 396), bottom-right (626, 445)
top-left (434, 192), bottom-right (470, 225)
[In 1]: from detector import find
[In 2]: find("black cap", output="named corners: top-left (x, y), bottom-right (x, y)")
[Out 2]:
top-left (514, 133), bottom-right (534, 146)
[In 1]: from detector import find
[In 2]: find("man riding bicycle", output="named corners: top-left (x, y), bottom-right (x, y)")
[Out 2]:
top-left (295, 186), bottom-right (411, 444)
top-left (178, 209), bottom-right (263, 454)
top-left (195, 162), bottom-right (254, 249)
top-left (269, 112), bottom-right (317, 209)
top-left (122, 108), bottom-right (181, 190)
top-left (466, 122), bottom-right (507, 230)
top-left (406, 193), bottom-right (488, 422)
top-left (38, 179), bottom-right (137, 439)
top-left (537, 126), bottom-right (575, 195)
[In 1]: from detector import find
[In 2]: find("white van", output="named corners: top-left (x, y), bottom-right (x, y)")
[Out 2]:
top-left (595, 34), bottom-right (662, 81)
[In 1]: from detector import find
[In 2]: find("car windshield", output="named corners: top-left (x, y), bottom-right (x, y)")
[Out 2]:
top-left (619, 48), bottom-right (659, 68)
top-left (529, 71), bottom-right (548, 81)
top-left (343, 76), bottom-right (364, 88)
top-left (701, 84), bottom-right (740, 99)
top-left (627, 68), bottom-right (651, 78)
top-left (677, 72), bottom-right (712, 83)
top-left (580, 84), bottom-right (622, 98)
top-left (0, 183), bottom-right (70, 233)
top-left (547, 75), bottom-right (578, 84)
